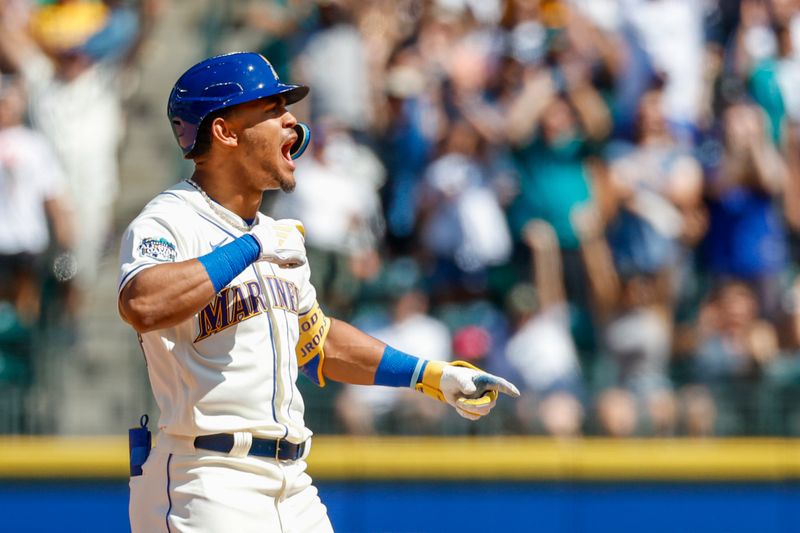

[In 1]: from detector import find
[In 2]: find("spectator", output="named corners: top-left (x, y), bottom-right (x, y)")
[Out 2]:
top-left (0, 0), bottom-right (148, 294)
top-left (732, 0), bottom-right (797, 135)
top-left (680, 280), bottom-right (779, 436)
top-left (729, 0), bottom-right (800, 235)
top-left (701, 101), bottom-right (789, 319)
top-left (0, 75), bottom-right (73, 323)
top-left (234, 0), bottom-right (317, 82)
top-left (417, 118), bottom-right (512, 299)
top-left (296, 0), bottom-right (373, 130)
top-left (5, 0), bottom-right (800, 438)
top-left (621, 0), bottom-right (706, 137)
top-left (506, 220), bottom-right (584, 437)
top-left (376, 43), bottom-right (439, 247)
top-left (575, 206), bottom-right (677, 437)
top-left (504, 60), bottom-right (610, 310)
top-left (606, 79), bottom-right (707, 309)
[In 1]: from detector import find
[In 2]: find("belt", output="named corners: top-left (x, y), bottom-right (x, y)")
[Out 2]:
top-left (194, 434), bottom-right (306, 461)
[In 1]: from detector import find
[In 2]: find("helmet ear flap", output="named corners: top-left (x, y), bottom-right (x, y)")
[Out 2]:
top-left (290, 123), bottom-right (311, 160)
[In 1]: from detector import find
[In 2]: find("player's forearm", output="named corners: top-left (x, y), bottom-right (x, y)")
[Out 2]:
top-left (121, 226), bottom-right (305, 333)
top-left (315, 318), bottom-right (520, 421)
top-left (119, 260), bottom-right (216, 333)
top-left (321, 318), bottom-right (385, 385)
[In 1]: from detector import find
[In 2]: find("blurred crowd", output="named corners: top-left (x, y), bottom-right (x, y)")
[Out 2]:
top-left (4, 0), bottom-right (800, 438)
top-left (0, 0), bottom-right (161, 431)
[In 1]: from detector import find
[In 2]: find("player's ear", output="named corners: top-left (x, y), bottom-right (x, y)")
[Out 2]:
top-left (210, 116), bottom-right (238, 149)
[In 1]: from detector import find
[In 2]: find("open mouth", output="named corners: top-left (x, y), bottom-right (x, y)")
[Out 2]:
top-left (281, 134), bottom-right (297, 168)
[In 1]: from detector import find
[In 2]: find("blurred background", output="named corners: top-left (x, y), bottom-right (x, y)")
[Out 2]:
top-left (1, 0), bottom-right (800, 531)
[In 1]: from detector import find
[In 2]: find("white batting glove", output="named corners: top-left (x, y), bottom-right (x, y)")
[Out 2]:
top-left (250, 219), bottom-right (307, 269)
top-left (416, 361), bottom-right (520, 420)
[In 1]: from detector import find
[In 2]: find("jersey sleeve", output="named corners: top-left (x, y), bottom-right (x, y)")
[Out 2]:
top-left (117, 209), bottom-right (187, 296)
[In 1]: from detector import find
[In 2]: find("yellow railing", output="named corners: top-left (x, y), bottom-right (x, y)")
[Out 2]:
top-left (0, 436), bottom-right (799, 480)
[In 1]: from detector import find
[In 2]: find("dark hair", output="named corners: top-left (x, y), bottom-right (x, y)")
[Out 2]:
top-left (187, 107), bottom-right (231, 159)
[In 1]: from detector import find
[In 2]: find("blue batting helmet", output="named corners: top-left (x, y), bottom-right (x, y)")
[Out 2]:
top-left (167, 52), bottom-right (310, 158)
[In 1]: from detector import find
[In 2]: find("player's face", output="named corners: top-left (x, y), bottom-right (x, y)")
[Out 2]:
top-left (227, 96), bottom-right (299, 193)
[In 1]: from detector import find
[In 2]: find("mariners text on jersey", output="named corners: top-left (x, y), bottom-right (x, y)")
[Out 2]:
top-left (196, 275), bottom-right (299, 342)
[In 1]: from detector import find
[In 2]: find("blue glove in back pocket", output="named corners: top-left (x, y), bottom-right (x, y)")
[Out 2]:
top-left (128, 414), bottom-right (151, 477)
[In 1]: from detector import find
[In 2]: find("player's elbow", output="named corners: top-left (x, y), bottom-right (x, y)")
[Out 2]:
top-left (120, 295), bottom-right (162, 333)
top-left (119, 281), bottom-right (168, 333)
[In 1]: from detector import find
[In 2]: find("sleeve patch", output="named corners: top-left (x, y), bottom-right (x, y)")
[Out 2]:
top-left (138, 237), bottom-right (177, 262)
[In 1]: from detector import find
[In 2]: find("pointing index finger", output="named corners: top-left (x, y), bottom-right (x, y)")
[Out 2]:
top-left (473, 373), bottom-right (521, 399)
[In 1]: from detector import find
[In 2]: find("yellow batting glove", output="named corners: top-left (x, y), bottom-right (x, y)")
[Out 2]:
top-left (415, 360), bottom-right (520, 420)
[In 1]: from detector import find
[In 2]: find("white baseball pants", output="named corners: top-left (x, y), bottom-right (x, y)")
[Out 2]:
top-left (129, 434), bottom-right (334, 533)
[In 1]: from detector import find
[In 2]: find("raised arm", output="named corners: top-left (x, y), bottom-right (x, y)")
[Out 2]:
top-left (747, 127), bottom-right (788, 196)
top-left (523, 219), bottom-right (566, 310)
top-left (572, 204), bottom-right (620, 321)
top-left (783, 127), bottom-right (800, 231)
top-left (119, 219), bottom-right (307, 333)
top-left (505, 67), bottom-right (556, 146)
top-left (565, 77), bottom-right (612, 142)
top-left (119, 259), bottom-right (217, 332)
top-left (0, 5), bottom-right (38, 73)
top-left (718, 103), bottom-right (788, 196)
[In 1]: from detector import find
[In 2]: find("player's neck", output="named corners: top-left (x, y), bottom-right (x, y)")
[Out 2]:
top-left (190, 171), bottom-right (262, 220)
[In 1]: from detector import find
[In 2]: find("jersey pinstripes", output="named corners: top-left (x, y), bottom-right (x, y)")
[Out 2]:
top-left (118, 182), bottom-right (316, 443)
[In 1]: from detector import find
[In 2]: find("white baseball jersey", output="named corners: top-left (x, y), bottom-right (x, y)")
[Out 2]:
top-left (118, 180), bottom-right (316, 443)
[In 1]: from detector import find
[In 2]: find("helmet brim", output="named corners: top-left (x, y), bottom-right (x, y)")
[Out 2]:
top-left (279, 84), bottom-right (309, 106)
top-left (218, 83), bottom-right (309, 112)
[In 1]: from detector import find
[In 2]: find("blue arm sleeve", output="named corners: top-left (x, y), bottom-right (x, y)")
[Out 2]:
top-left (197, 234), bottom-right (260, 293)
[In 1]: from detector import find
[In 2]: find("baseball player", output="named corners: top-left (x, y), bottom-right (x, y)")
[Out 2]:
top-left (118, 52), bottom-right (519, 533)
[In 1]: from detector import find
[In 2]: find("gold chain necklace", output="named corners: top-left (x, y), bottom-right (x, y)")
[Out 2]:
top-left (185, 178), bottom-right (254, 233)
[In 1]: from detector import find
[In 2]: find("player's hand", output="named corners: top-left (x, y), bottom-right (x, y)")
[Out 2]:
top-left (441, 362), bottom-right (520, 420)
top-left (416, 361), bottom-right (520, 420)
top-left (250, 219), bottom-right (307, 268)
